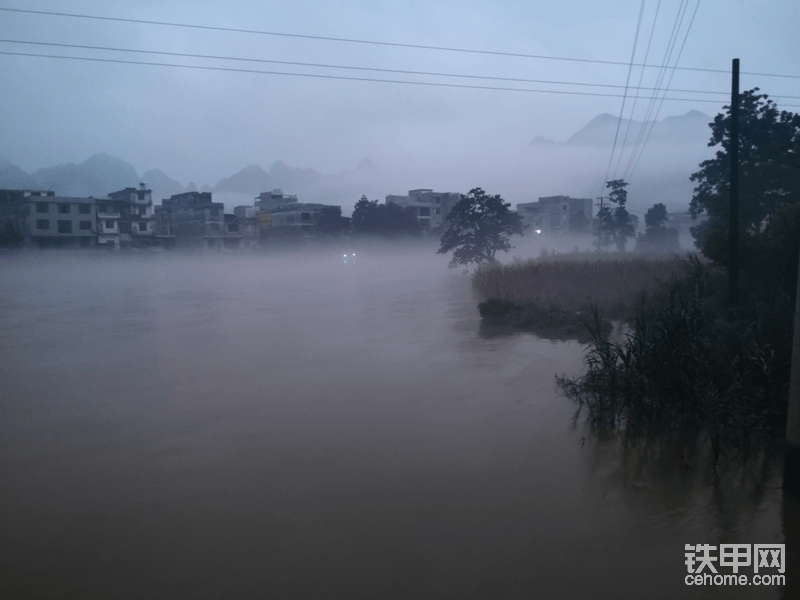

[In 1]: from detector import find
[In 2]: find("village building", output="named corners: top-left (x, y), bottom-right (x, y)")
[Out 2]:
top-left (105, 184), bottom-right (156, 247)
top-left (12, 191), bottom-right (98, 248)
top-left (269, 203), bottom-right (338, 230)
top-left (255, 189), bottom-right (298, 212)
top-left (384, 189), bottom-right (461, 230)
top-left (156, 191), bottom-right (226, 249)
top-left (517, 196), bottom-right (593, 235)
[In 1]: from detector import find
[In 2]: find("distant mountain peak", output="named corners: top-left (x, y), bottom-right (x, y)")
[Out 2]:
top-left (213, 164), bottom-right (273, 194)
top-left (238, 164), bottom-right (268, 175)
top-left (270, 160), bottom-right (291, 174)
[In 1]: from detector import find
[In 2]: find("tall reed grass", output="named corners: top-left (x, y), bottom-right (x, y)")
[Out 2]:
top-left (473, 254), bottom-right (683, 318)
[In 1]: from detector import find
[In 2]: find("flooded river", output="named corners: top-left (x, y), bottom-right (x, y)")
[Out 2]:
top-left (0, 247), bottom-right (790, 599)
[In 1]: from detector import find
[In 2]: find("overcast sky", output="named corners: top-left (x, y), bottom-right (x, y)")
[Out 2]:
top-left (1, 0), bottom-right (798, 190)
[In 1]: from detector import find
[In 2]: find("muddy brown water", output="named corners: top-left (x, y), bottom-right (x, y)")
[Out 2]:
top-left (0, 248), bottom-right (788, 599)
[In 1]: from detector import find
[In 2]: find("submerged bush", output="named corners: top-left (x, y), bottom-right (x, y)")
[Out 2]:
top-left (557, 256), bottom-right (791, 466)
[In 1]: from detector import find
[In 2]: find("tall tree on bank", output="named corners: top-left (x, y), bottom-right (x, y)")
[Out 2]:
top-left (689, 89), bottom-right (800, 298)
top-left (635, 202), bottom-right (680, 253)
top-left (595, 179), bottom-right (635, 252)
top-left (437, 188), bottom-right (525, 267)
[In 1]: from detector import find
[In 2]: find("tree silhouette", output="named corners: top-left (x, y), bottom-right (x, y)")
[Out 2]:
top-left (351, 196), bottom-right (420, 236)
top-left (636, 203), bottom-right (679, 253)
top-left (437, 188), bottom-right (524, 267)
top-left (689, 89), bottom-right (800, 299)
top-left (689, 89), bottom-right (800, 267)
top-left (595, 180), bottom-right (635, 252)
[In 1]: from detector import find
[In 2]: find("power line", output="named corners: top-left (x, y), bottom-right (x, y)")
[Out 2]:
top-left (602, 0), bottom-right (647, 196)
top-left (2, 6), bottom-right (799, 80)
top-left (623, 0), bottom-right (693, 182)
top-left (0, 38), bottom-right (748, 97)
top-left (613, 0), bottom-right (663, 179)
top-left (627, 0), bottom-right (704, 180)
top-left (2, 50), bottom-right (761, 104)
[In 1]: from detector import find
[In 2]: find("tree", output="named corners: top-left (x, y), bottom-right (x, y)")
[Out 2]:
top-left (595, 179), bottom-right (635, 252)
top-left (569, 210), bottom-right (590, 234)
top-left (315, 206), bottom-right (351, 235)
top-left (351, 196), bottom-right (421, 236)
top-left (437, 188), bottom-right (524, 267)
top-left (688, 89), bottom-right (800, 297)
top-left (689, 89), bottom-right (800, 264)
top-left (635, 202), bottom-right (679, 253)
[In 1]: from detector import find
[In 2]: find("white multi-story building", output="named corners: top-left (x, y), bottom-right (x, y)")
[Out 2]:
top-left (16, 193), bottom-right (98, 248)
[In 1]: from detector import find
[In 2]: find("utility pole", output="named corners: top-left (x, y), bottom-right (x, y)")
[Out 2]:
top-left (729, 58), bottom-right (740, 311)
top-left (786, 245), bottom-right (800, 495)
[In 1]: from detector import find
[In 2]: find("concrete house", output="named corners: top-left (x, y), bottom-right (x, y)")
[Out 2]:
top-left (269, 203), bottom-right (338, 230)
top-left (255, 189), bottom-right (298, 212)
top-left (1, 189), bottom-right (54, 244)
top-left (517, 196), bottom-right (593, 235)
top-left (158, 191), bottom-right (226, 249)
top-left (15, 192), bottom-right (98, 248)
top-left (106, 184), bottom-right (156, 247)
top-left (384, 189), bottom-right (461, 230)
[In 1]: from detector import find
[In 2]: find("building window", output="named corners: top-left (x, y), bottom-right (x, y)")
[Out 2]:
top-left (419, 207), bottom-right (431, 216)
top-left (105, 219), bottom-right (115, 229)
top-left (138, 222), bottom-right (147, 232)
top-left (436, 208), bottom-right (441, 215)
top-left (58, 203), bottom-right (71, 214)
top-left (301, 212), bottom-right (311, 222)
top-left (137, 192), bottom-right (145, 200)
top-left (79, 220), bottom-right (92, 230)
top-left (79, 204), bottom-right (91, 214)
top-left (210, 208), bottom-right (220, 217)
top-left (57, 220), bottom-right (72, 233)
top-left (36, 202), bottom-right (49, 213)
top-left (36, 219), bottom-right (49, 230)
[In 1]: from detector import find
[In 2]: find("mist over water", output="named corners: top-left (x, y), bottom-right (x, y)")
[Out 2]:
top-left (0, 247), bottom-right (785, 599)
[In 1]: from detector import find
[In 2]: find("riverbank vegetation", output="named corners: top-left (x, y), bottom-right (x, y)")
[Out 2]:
top-left (473, 253), bottom-right (683, 341)
top-left (476, 89), bottom-right (798, 469)
top-left (476, 252), bottom-right (792, 466)
top-left (556, 256), bottom-right (791, 466)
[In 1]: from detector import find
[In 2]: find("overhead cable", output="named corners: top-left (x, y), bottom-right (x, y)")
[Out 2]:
top-left (1, 6), bottom-right (799, 79)
top-left (602, 0), bottom-right (647, 197)
top-left (627, 0), bottom-right (704, 180)
top-left (1, 50), bottom-right (759, 104)
top-left (0, 38), bottom-right (748, 97)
